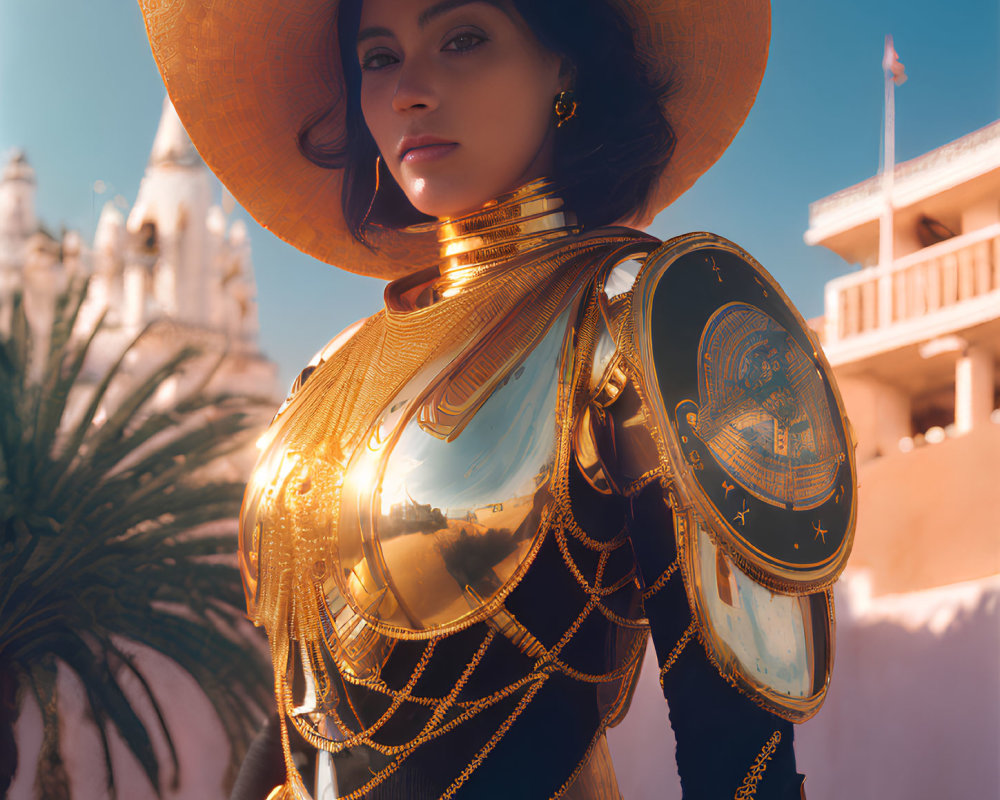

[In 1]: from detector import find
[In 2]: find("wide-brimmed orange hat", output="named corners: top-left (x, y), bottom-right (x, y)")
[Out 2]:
top-left (139, 0), bottom-right (769, 279)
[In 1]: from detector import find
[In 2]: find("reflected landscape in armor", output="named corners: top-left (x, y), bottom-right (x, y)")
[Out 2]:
top-left (336, 308), bottom-right (572, 636)
top-left (679, 512), bottom-right (833, 720)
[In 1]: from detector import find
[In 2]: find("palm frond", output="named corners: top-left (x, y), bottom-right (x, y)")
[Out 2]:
top-left (0, 280), bottom-right (272, 797)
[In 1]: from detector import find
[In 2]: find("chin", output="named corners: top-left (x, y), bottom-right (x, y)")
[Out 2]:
top-left (403, 175), bottom-right (502, 220)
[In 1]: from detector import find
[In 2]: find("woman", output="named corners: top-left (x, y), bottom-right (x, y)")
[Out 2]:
top-left (141, 1), bottom-right (855, 798)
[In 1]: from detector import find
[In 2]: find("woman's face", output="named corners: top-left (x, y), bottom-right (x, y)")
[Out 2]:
top-left (357, 0), bottom-right (566, 219)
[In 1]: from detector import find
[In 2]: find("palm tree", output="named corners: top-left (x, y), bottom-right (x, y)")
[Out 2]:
top-left (0, 280), bottom-right (273, 799)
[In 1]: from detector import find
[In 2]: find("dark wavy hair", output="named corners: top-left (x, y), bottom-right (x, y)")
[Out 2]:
top-left (299, 0), bottom-right (676, 245)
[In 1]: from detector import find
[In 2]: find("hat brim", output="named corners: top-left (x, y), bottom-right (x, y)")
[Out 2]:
top-left (140, 0), bottom-right (770, 279)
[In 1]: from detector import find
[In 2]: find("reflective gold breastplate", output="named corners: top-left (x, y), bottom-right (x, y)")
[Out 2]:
top-left (337, 302), bottom-right (574, 637)
top-left (238, 180), bottom-right (650, 798)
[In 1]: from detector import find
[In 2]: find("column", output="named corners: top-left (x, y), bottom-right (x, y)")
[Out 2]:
top-left (955, 345), bottom-right (995, 435)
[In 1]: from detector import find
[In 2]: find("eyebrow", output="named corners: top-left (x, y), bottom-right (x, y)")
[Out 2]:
top-left (357, 26), bottom-right (393, 45)
top-left (357, 0), bottom-right (507, 45)
top-left (419, 0), bottom-right (491, 26)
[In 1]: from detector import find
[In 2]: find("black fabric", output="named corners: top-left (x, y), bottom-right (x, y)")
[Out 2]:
top-left (228, 716), bottom-right (285, 800)
top-left (329, 524), bottom-right (631, 798)
top-left (627, 482), bottom-right (806, 799)
top-left (663, 644), bottom-right (803, 799)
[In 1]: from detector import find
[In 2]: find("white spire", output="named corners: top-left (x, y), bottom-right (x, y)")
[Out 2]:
top-left (94, 202), bottom-right (125, 264)
top-left (3, 149), bottom-right (36, 184)
top-left (148, 96), bottom-right (202, 169)
top-left (126, 97), bottom-right (214, 326)
top-left (0, 149), bottom-right (37, 239)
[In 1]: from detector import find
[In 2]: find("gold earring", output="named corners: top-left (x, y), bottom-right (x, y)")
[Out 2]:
top-left (360, 154), bottom-right (382, 229)
top-left (554, 90), bottom-right (577, 127)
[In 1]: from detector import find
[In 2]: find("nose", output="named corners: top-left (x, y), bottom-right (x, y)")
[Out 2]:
top-left (391, 56), bottom-right (439, 114)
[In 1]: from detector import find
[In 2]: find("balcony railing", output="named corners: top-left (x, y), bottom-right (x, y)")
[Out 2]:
top-left (824, 222), bottom-right (1000, 355)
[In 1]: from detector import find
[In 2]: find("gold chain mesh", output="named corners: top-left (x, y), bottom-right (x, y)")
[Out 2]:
top-left (248, 232), bottom-right (658, 796)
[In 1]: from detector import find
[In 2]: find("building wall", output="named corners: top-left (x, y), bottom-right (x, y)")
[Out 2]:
top-left (607, 572), bottom-right (1000, 799)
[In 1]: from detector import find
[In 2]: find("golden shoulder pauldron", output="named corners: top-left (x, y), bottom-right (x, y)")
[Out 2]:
top-left (584, 233), bottom-right (857, 721)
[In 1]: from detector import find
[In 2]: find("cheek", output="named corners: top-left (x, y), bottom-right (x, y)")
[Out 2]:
top-left (468, 65), bottom-right (555, 161)
top-left (360, 85), bottom-right (395, 154)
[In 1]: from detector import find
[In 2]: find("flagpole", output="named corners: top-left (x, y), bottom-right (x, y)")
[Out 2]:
top-left (877, 34), bottom-right (900, 330)
top-left (879, 34), bottom-right (896, 272)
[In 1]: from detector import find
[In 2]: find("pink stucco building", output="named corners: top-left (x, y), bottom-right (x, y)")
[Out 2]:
top-left (610, 121), bottom-right (1000, 799)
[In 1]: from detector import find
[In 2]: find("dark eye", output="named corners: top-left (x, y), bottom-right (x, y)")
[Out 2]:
top-left (442, 31), bottom-right (486, 53)
top-left (360, 50), bottom-right (398, 71)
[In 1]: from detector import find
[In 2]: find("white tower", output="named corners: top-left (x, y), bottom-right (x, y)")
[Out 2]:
top-left (0, 100), bottom-right (278, 403)
top-left (126, 97), bottom-right (215, 329)
top-left (0, 151), bottom-right (37, 320)
top-left (0, 149), bottom-right (37, 244)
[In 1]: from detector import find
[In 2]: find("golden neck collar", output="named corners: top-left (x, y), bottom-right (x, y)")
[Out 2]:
top-left (416, 179), bottom-right (579, 299)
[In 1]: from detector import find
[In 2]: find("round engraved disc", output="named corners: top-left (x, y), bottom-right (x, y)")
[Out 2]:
top-left (692, 302), bottom-right (840, 510)
top-left (633, 233), bottom-right (856, 592)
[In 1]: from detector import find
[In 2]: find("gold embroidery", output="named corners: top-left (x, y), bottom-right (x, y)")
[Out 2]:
top-left (734, 730), bottom-right (782, 799)
top-left (438, 676), bottom-right (551, 799)
top-left (642, 559), bottom-right (679, 600)
top-left (658, 621), bottom-right (697, 689)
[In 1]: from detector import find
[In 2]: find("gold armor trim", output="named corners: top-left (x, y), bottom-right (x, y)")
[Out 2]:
top-left (573, 403), bottom-right (616, 496)
top-left (558, 734), bottom-right (623, 800)
top-left (658, 621), bottom-right (698, 689)
top-left (641, 558), bottom-right (679, 601)
top-left (406, 178), bottom-right (581, 296)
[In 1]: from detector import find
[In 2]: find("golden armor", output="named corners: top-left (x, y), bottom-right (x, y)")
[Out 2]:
top-left (239, 180), bottom-right (854, 799)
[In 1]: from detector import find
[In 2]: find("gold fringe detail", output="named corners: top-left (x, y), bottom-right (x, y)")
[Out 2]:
top-left (555, 734), bottom-right (622, 800)
top-left (658, 621), bottom-right (696, 689)
top-left (734, 730), bottom-right (782, 800)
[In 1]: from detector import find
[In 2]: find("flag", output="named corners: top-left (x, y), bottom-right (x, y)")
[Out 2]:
top-left (883, 35), bottom-right (907, 86)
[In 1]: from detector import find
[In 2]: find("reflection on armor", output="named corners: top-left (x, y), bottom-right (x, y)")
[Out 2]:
top-left (679, 510), bottom-right (832, 720)
top-left (589, 323), bottom-right (619, 396)
top-left (336, 307), bottom-right (573, 635)
top-left (689, 302), bottom-right (840, 510)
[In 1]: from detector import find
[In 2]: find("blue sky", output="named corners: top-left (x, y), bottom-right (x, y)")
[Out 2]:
top-left (1, 0), bottom-right (998, 389)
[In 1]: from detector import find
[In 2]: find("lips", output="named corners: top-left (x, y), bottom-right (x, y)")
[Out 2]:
top-left (398, 135), bottom-right (459, 163)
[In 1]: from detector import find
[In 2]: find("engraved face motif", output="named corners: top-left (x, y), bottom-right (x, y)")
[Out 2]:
top-left (691, 303), bottom-right (840, 510)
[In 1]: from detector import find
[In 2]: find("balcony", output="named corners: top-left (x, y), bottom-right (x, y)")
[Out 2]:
top-left (823, 222), bottom-right (1000, 365)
